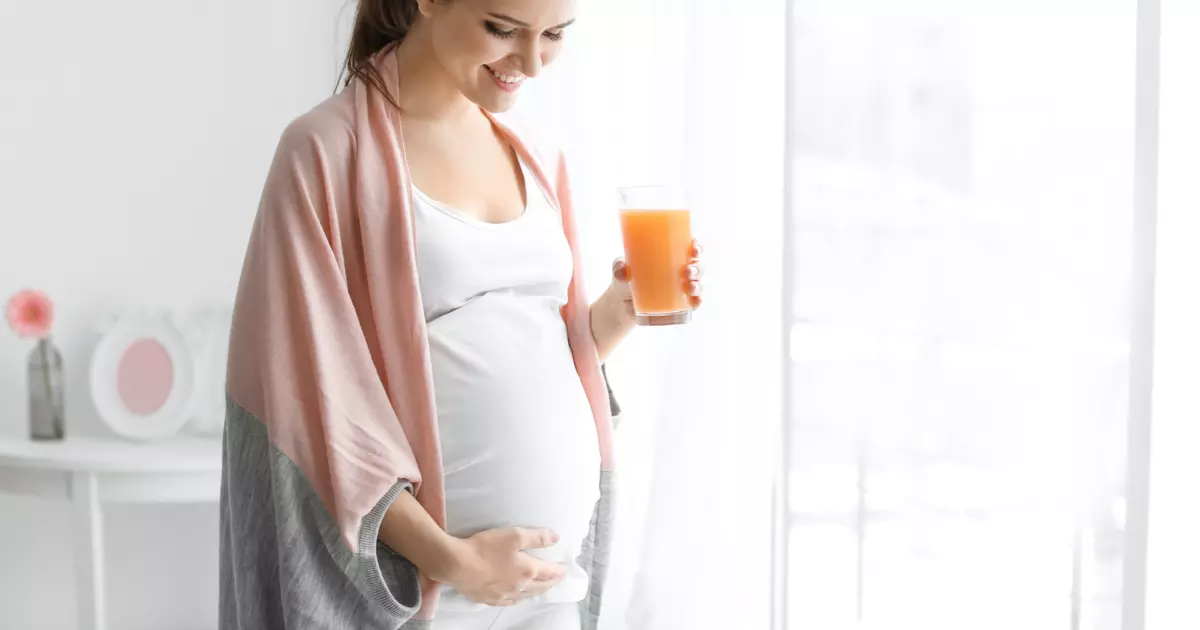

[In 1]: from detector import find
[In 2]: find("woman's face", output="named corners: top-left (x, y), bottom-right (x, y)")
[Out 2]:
top-left (417, 0), bottom-right (578, 112)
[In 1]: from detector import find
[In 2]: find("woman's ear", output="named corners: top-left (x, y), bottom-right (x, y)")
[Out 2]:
top-left (414, 0), bottom-right (441, 19)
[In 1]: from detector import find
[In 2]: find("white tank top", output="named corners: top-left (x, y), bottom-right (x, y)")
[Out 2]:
top-left (412, 158), bottom-right (601, 610)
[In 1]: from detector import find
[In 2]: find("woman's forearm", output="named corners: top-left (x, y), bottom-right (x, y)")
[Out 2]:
top-left (378, 490), bottom-right (464, 583)
top-left (591, 288), bottom-right (636, 362)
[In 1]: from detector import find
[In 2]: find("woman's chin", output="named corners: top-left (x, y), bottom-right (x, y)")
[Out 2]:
top-left (463, 80), bottom-right (521, 113)
top-left (470, 94), bottom-right (519, 114)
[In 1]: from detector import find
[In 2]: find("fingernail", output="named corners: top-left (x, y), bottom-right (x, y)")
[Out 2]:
top-left (688, 265), bottom-right (700, 280)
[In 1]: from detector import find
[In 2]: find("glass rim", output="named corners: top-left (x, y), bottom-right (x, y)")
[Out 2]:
top-left (617, 183), bottom-right (673, 191)
top-left (616, 183), bottom-right (686, 208)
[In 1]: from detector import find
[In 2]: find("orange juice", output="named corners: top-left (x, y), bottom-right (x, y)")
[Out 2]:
top-left (620, 209), bottom-right (693, 319)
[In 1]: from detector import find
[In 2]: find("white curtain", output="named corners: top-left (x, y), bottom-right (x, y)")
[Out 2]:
top-left (522, 0), bottom-right (785, 628)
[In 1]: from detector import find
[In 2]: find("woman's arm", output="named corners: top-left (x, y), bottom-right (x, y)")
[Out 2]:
top-left (378, 491), bottom-right (464, 583)
top-left (590, 286), bottom-right (637, 362)
top-left (379, 493), bottom-right (566, 605)
top-left (591, 244), bottom-right (705, 361)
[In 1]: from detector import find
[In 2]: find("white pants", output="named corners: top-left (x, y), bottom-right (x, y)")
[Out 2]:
top-left (434, 601), bottom-right (582, 630)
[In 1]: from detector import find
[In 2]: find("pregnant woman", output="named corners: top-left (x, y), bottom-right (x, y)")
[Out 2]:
top-left (218, 1), bottom-right (704, 629)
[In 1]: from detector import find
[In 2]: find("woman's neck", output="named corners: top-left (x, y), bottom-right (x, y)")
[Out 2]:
top-left (391, 23), bottom-right (478, 125)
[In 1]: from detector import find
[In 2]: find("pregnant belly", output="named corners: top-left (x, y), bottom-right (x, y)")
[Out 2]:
top-left (428, 295), bottom-right (601, 563)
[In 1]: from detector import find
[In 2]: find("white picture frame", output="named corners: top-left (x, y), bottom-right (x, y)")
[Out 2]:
top-left (89, 312), bottom-right (195, 442)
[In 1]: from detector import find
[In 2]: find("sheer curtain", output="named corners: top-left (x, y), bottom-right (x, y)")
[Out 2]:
top-left (522, 1), bottom-right (785, 628)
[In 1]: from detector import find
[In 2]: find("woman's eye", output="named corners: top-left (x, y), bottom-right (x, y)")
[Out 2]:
top-left (485, 21), bottom-right (518, 39)
top-left (544, 30), bottom-right (564, 42)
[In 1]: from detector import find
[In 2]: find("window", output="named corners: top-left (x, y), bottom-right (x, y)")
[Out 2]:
top-left (783, 2), bottom-right (1143, 628)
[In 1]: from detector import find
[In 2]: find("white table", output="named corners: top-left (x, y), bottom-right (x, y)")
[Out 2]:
top-left (0, 437), bottom-right (222, 630)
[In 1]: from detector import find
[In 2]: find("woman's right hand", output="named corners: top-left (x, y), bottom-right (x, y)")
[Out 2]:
top-left (439, 527), bottom-right (566, 606)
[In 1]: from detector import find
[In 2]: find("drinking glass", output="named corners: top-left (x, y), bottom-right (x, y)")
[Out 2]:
top-left (617, 185), bottom-right (694, 326)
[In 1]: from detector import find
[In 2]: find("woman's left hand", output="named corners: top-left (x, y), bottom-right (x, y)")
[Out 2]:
top-left (609, 239), bottom-right (706, 316)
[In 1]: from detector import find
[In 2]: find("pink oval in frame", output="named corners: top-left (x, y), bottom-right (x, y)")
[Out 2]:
top-left (116, 338), bottom-right (175, 415)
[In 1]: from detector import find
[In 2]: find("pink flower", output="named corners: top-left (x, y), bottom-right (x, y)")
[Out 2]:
top-left (6, 289), bottom-right (55, 339)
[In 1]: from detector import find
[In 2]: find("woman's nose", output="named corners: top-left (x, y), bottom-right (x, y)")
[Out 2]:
top-left (521, 41), bottom-right (544, 78)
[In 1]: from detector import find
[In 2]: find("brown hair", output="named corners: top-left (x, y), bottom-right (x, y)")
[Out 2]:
top-left (339, 0), bottom-right (421, 110)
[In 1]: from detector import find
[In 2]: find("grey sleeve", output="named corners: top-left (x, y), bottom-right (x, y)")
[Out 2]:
top-left (576, 471), bottom-right (616, 630)
top-left (601, 363), bottom-right (621, 423)
top-left (219, 397), bottom-right (423, 630)
top-left (579, 365), bottom-right (620, 630)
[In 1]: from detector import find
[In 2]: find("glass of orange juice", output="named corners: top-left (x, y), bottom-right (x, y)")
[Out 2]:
top-left (618, 185), bottom-right (693, 326)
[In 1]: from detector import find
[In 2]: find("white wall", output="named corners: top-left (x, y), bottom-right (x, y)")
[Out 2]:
top-left (1146, 2), bottom-right (1200, 628)
top-left (0, 1), bottom-right (350, 628)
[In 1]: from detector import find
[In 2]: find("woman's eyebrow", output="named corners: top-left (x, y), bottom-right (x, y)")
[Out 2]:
top-left (488, 13), bottom-right (577, 29)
